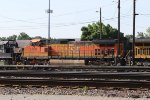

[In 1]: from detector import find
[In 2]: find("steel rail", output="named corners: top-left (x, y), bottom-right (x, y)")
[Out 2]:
top-left (1, 65), bottom-right (150, 73)
top-left (0, 78), bottom-right (150, 88)
top-left (0, 71), bottom-right (150, 80)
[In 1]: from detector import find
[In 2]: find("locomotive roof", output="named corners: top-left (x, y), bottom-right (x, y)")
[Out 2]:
top-left (0, 41), bottom-right (8, 45)
top-left (92, 39), bottom-right (118, 44)
top-left (130, 38), bottom-right (150, 43)
top-left (69, 41), bottom-right (92, 44)
top-left (0, 40), bottom-right (17, 45)
top-left (16, 40), bottom-right (31, 48)
top-left (50, 39), bottom-right (75, 44)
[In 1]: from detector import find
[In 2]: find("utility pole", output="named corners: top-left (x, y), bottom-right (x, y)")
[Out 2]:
top-left (48, 0), bottom-right (51, 40)
top-left (132, 0), bottom-right (137, 65)
top-left (100, 8), bottom-right (102, 39)
top-left (118, 0), bottom-right (120, 56)
top-left (115, 0), bottom-right (120, 66)
top-left (47, 0), bottom-right (53, 44)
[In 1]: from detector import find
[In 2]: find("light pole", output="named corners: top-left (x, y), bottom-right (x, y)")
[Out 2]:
top-left (132, 0), bottom-right (138, 65)
top-left (96, 7), bottom-right (102, 39)
top-left (47, 0), bottom-right (53, 44)
top-left (118, 0), bottom-right (120, 56)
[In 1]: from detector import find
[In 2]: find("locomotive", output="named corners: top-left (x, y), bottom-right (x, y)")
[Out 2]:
top-left (0, 38), bottom-right (149, 66)
top-left (0, 39), bottom-right (125, 65)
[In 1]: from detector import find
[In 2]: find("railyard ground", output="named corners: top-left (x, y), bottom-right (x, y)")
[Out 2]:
top-left (0, 95), bottom-right (149, 100)
top-left (0, 86), bottom-right (149, 100)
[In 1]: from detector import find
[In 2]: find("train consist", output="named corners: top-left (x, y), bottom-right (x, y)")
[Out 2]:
top-left (0, 38), bottom-right (149, 65)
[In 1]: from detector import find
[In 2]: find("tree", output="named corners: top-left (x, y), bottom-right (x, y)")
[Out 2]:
top-left (81, 26), bottom-right (92, 41)
top-left (17, 32), bottom-right (31, 40)
top-left (136, 31), bottom-right (150, 38)
top-left (0, 37), bottom-right (7, 41)
top-left (81, 22), bottom-right (124, 41)
top-left (137, 32), bottom-right (145, 38)
top-left (7, 35), bottom-right (17, 40)
top-left (147, 27), bottom-right (150, 34)
top-left (125, 34), bottom-right (133, 39)
top-left (32, 36), bottom-right (46, 39)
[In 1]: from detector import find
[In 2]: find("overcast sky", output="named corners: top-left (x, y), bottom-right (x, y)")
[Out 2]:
top-left (0, 0), bottom-right (150, 39)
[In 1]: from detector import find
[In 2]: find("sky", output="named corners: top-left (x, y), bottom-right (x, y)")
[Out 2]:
top-left (0, 0), bottom-right (150, 39)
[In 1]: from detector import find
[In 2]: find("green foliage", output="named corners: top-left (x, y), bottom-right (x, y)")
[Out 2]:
top-left (82, 86), bottom-right (89, 91)
top-left (147, 27), bottom-right (150, 34)
top-left (135, 27), bottom-right (150, 38)
top-left (17, 32), bottom-right (31, 40)
top-left (0, 37), bottom-right (7, 41)
top-left (7, 35), bottom-right (17, 40)
top-left (125, 34), bottom-right (133, 39)
top-left (136, 27), bottom-right (150, 38)
top-left (81, 22), bottom-right (124, 41)
top-left (0, 32), bottom-right (46, 41)
top-left (32, 36), bottom-right (46, 39)
top-left (136, 32), bottom-right (146, 38)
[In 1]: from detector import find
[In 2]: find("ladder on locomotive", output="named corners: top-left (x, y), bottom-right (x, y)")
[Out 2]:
top-left (125, 50), bottom-right (132, 65)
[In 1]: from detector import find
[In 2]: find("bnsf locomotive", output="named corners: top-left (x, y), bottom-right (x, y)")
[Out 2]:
top-left (0, 38), bottom-right (150, 66)
top-left (0, 39), bottom-right (126, 65)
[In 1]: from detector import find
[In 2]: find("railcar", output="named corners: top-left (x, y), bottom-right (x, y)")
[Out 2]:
top-left (0, 40), bottom-right (18, 65)
top-left (21, 39), bottom-right (125, 65)
top-left (50, 39), bottom-right (124, 65)
top-left (130, 38), bottom-right (150, 65)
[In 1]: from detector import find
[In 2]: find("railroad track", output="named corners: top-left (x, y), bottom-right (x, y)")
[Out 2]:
top-left (1, 65), bottom-right (150, 72)
top-left (1, 70), bottom-right (150, 80)
top-left (0, 65), bottom-right (150, 88)
top-left (0, 70), bottom-right (149, 88)
top-left (0, 78), bottom-right (150, 88)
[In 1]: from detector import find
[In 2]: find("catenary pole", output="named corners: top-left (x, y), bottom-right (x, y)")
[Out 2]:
top-left (48, 0), bottom-right (51, 40)
top-left (118, 0), bottom-right (120, 56)
top-left (100, 8), bottom-right (102, 39)
top-left (132, 0), bottom-right (136, 65)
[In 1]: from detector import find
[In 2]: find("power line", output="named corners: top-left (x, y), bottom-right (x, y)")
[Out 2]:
top-left (139, 14), bottom-right (150, 16)
top-left (0, 15), bottom-right (132, 30)
top-left (0, 15), bottom-right (46, 25)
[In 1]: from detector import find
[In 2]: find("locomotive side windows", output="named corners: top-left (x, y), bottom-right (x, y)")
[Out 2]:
top-left (95, 49), bottom-right (97, 55)
top-left (135, 48), bottom-right (137, 55)
top-left (140, 49), bottom-right (142, 55)
top-left (148, 48), bottom-right (149, 55)
top-left (95, 49), bottom-right (101, 55)
top-left (98, 49), bottom-right (100, 55)
top-left (45, 48), bottom-right (48, 52)
top-left (144, 48), bottom-right (146, 55)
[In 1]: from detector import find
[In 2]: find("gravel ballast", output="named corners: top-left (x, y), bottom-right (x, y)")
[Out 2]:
top-left (0, 86), bottom-right (149, 99)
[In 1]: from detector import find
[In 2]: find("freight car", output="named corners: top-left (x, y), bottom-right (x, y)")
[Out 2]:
top-left (129, 38), bottom-right (150, 66)
top-left (21, 39), bottom-right (125, 65)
